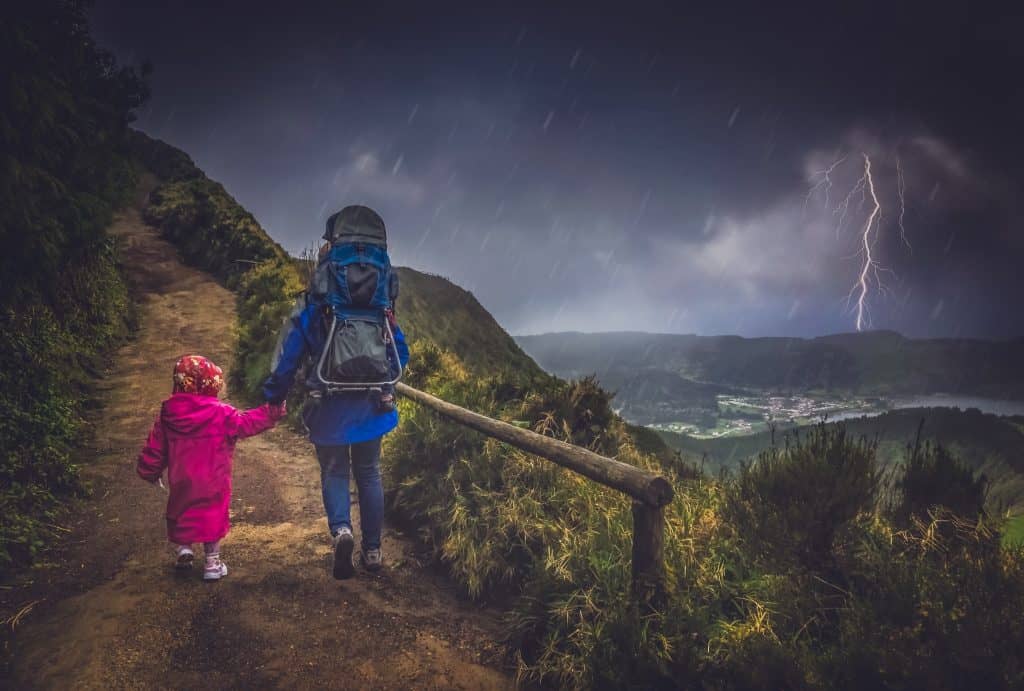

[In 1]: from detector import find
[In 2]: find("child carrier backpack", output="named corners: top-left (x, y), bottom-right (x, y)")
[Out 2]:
top-left (309, 206), bottom-right (402, 394)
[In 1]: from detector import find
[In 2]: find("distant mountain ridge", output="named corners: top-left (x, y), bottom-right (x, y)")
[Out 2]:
top-left (516, 329), bottom-right (1024, 400)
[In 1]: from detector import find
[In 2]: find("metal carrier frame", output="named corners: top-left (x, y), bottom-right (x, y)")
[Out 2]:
top-left (313, 313), bottom-right (404, 394)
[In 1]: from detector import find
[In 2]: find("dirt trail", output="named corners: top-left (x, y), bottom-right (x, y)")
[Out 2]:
top-left (1, 183), bottom-right (512, 690)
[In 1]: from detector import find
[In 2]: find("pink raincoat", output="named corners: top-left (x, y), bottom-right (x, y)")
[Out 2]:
top-left (137, 393), bottom-right (281, 544)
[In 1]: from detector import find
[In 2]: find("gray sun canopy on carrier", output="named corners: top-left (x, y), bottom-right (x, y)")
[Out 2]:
top-left (323, 205), bottom-right (388, 248)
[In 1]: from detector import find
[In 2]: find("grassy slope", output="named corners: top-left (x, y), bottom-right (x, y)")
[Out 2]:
top-left (395, 268), bottom-right (544, 379)
top-left (1006, 514), bottom-right (1024, 547)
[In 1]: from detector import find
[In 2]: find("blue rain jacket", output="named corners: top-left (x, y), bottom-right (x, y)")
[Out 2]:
top-left (262, 295), bottom-right (410, 446)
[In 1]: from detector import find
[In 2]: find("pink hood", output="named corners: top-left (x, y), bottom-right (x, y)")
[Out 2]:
top-left (160, 393), bottom-right (226, 436)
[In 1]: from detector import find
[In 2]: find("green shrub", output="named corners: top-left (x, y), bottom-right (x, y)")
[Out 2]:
top-left (725, 424), bottom-right (881, 570)
top-left (233, 259), bottom-right (305, 398)
top-left (833, 511), bottom-right (1024, 690)
top-left (0, 1), bottom-right (146, 569)
top-left (128, 130), bottom-right (202, 182)
top-left (895, 426), bottom-right (989, 525)
top-left (143, 177), bottom-right (286, 285)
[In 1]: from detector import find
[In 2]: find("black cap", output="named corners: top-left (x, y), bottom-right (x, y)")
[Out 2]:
top-left (324, 205), bottom-right (387, 248)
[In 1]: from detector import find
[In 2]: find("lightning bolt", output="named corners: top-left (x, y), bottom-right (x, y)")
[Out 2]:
top-left (896, 157), bottom-right (910, 251)
top-left (849, 154), bottom-right (881, 331)
top-left (806, 151), bottom-right (910, 331)
top-left (803, 154), bottom-right (847, 218)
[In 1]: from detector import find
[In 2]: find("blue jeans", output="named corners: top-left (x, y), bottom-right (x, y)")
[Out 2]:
top-left (315, 439), bottom-right (384, 550)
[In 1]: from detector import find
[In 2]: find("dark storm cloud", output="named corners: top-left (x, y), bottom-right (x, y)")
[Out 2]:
top-left (91, 1), bottom-right (1024, 338)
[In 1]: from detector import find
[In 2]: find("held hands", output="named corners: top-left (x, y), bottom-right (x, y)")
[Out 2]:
top-left (267, 401), bottom-right (288, 421)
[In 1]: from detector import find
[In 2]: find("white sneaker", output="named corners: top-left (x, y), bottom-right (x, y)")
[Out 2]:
top-left (174, 545), bottom-right (194, 570)
top-left (203, 556), bottom-right (228, 581)
top-left (332, 527), bottom-right (355, 580)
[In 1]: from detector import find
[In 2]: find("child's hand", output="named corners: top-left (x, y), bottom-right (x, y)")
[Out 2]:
top-left (268, 401), bottom-right (287, 420)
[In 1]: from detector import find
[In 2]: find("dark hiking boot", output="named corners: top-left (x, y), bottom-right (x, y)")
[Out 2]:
top-left (362, 548), bottom-right (383, 572)
top-left (332, 526), bottom-right (355, 580)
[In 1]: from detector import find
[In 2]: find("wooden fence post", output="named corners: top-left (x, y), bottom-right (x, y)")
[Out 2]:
top-left (395, 383), bottom-right (674, 614)
top-left (631, 501), bottom-right (666, 613)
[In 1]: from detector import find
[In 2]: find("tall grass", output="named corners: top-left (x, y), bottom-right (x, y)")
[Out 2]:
top-left (386, 345), bottom-right (1024, 689)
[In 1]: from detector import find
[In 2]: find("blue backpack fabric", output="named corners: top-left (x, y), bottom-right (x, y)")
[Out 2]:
top-left (311, 243), bottom-right (399, 315)
top-left (307, 206), bottom-right (402, 392)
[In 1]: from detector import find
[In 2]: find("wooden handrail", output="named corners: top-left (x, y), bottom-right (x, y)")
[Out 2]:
top-left (395, 383), bottom-right (674, 506)
top-left (396, 381), bottom-right (673, 609)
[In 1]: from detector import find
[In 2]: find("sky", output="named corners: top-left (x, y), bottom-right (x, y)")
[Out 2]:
top-left (91, 1), bottom-right (1024, 339)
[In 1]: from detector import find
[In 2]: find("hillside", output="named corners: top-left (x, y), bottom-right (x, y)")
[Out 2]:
top-left (130, 131), bottom-right (547, 389)
top-left (597, 366), bottom-right (735, 424)
top-left (660, 406), bottom-right (1024, 510)
top-left (517, 329), bottom-right (1024, 400)
top-left (395, 268), bottom-right (545, 380)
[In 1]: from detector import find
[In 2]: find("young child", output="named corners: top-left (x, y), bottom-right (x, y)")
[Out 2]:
top-left (137, 355), bottom-right (285, 580)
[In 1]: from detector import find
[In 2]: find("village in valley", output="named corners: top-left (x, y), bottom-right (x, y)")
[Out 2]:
top-left (648, 393), bottom-right (890, 438)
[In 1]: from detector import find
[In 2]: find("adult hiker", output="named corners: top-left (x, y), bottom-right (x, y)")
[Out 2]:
top-left (262, 205), bottom-right (409, 579)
